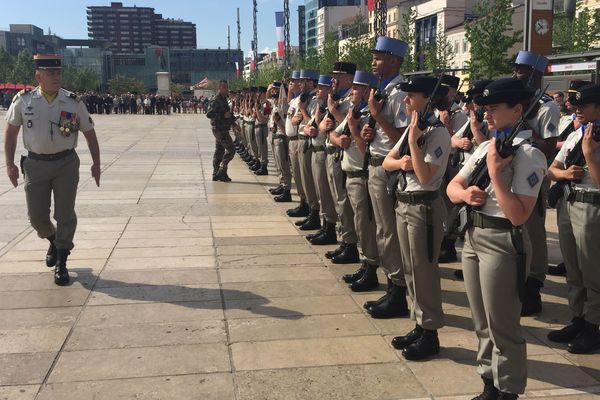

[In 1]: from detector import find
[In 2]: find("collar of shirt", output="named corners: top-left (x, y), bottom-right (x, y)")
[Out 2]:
top-left (41, 88), bottom-right (58, 104)
top-left (380, 74), bottom-right (399, 92)
top-left (336, 88), bottom-right (351, 99)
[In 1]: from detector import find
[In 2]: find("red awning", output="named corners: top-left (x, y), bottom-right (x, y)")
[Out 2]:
top-left (0, 83), bottom-right (34, 90)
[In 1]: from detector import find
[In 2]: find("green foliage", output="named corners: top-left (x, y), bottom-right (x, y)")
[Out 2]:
top-left (170, 82), bottom-right (186, 97)
top-left (318, 32), bottom-right (340, 74)
top-left (422, 26), bottom-right (454, 71)
top-left (62, 66), bottom-right (99, 92)
top-left (9, 50), bottom-right (35, 84)
top-left (108, 74), bottom-right (145, 95)
top-left (0, 47), bottom-right (15, 83)
top-left (398, 8), bottom-right (418, 74)
top-left (464, 0), bottom-right (522, 80)
top-left (553, 7), bottom-right (600, 54)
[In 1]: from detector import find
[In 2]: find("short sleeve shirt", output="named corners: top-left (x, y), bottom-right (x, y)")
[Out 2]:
top-left (527, 99), bottom-right (560, 141)
top-left (5, 87), bottom-right (94, 154)
top-left (554, 127), bottom-right (600, 193)
top-left (393, 124), bottom-right (451, 192)
top-left (285, 96), bottom-right (300, 137)
top-left (457, 131), bottom-right (547, 218)
top-left (336, 117), bottom-right (364, 172)
top-left (370, 75), bottom-right (410, 157)
top-left (452, 119), bottom-right (491, 164)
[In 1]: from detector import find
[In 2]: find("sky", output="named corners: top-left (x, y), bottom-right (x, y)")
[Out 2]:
top-left (0, 0), bottom-right (302, 56)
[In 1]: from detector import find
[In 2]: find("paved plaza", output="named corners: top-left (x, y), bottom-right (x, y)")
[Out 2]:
top-left (0, 112), bottom-right (599, 400)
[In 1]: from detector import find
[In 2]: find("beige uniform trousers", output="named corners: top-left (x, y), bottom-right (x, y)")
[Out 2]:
top-left (254, 124), bottom-right (269, 164)
top-left (395, 196), bottom-right (446, 330)
top-left (368, 164), bottom-right (405, 287)
top-left (524, 176), bottom-right (550, 283)
top-left (288, 138), bottom-right (305, 202)
top-left (462, 225), bottom-right (531, 394)
top-left (23, 152), bottom-right (80, 250)
top-left (346, 174), bottom-right (379, 265)
top-left (298, 137), bottom-right (319, 210)
top-left (273, 135), bottom-right (291, 189)
top-left (559, 198), bottom-right (600, 325)
top-left (326, 154), bottom-right (358, 244)
top-left (246, 122), bottom-right (258, 158)
top-left (311, 150), bottom-right (337, 223)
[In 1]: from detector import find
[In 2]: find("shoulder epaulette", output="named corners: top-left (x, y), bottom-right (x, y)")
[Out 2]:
top-left (541, 94), bottom-right (553, 104)
top-left (61, 88), bottom-right (80, 102)
top-left (13, 88), bottom-right (31, 103)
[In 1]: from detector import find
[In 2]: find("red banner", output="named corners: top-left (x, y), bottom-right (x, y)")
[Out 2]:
top-left (368, 0), bottom-right (375, 12)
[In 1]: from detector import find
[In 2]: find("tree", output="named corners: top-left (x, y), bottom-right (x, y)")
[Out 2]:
top-left (464, 0), bottom-right (522, 80)
top-left (108, 74), bottom-right (145, 95)
top-left (340, 18), bottom-right (373, 71)
top-left (10, 50), bottom-right (35, 84)
top-left (397, 8), bottom-right (418, 74)
top-left (422, 25), bottom-right (454, 71)
top-left (553, 7), bottom-right (600, 54)
top-left (0, 48), bottom-right (15, 83)
top-left (62, 66), bottom-right (99, 92)
top-left (170, 83), bottom-right (186, 97)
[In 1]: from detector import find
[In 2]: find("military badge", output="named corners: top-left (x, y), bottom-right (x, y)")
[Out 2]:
top-left (483, 89), bottom-right (489, 97)
top-left (527, 172), bottom-right (539, 188)
top-left (58, 111), bottom-right (79, 137)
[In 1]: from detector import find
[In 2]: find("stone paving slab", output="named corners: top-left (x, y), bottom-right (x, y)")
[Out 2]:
top-left (0, 112), bottom-right (598, 399)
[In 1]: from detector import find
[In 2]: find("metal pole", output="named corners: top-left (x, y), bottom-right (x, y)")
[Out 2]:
top-left (284, 0), bottom-right (291, 75)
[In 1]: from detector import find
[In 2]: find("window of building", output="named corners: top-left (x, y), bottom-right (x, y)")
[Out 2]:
top-left (462, 38), bottom-right (468, 53)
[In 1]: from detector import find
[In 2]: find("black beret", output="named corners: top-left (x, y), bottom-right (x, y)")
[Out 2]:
top-left (568, 80), bottom-right (591, 93)
top-left (399, 76), bottom-right (449, 97)
top-left (332, 61), bottom-right (357, 75)
top-left (465, 79), bottom-right (493, 103)
top-left (570, 84), bottom-right (600, 106)
top-left (475, 78), bottom-right (535, 106)
top-left (440, 74), bottom-right (460, 90)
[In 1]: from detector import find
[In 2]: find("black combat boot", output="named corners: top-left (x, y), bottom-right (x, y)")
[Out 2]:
top-left (273, 190), bottom-right (291, 202)
top-left (392, 324), bottom-right (424, 350)
top-left (54, 249), bottom-right (70, 286)
top-left (567, 321), bottom-right (600, 354)
top-left (548, 262), bottom-right (567, 276)
top-left (254, 163), bottom-right (268, 175)
top-left (521, 277), bottom-right (543, 316)
top-left (438, 237), bottom-right (458, 263)
top-left (342, 260), bottom-right (366, 283)
top-left (367, 283), bottom-right (409, 319)
top-left (46, 235), bottom-right (57, 268)
top-left (305, 218), bottom-right (326, 240)
top-left (331, 242), bottom-right (360, 264)
top-left (363, 278), bottom-right (392, 309)
top-left (326, 242), bottom-right (346, 259)
top-left (471, 377), bottom-right (499, 400)
top-left (309, 222), bottom-right (337, 245)
top-left (214, 169), bottom-right (231, 182)
top-left (497, 393), bottom-right (518, 400)
top-left (269, 184), bottom-right (284, 195)
top-left (299, 209), bottom-right (321, 231)
top-left (295, 216), bottom-right (309, 226)
top-left (349, 263), bottom-right (379, 292)
top-left (250, 160), bottom-right (261, 171)
top-left (548, 317), bottom-right (585, 343)
top-left (287, 201), bottom-right (310, 217)
top-left (401, 328), bottom-right (440, 360)
top-left (454, 269), bottom-right (464, 280)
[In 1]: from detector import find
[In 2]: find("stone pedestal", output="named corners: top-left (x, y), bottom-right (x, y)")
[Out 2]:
top-left (156, 72), bottom-right (171, 96)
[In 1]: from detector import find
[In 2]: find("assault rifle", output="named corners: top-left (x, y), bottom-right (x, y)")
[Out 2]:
top-left (445, 85), bottom-right (549, 235)
top-left (449, 107), bottom-right (486, 167)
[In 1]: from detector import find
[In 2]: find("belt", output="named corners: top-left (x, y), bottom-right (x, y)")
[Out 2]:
top-left (298, 135), bottom-right (309, 140)
top-left (256, 123), bottom-right (267, 127)
top-left (471, 212), bottom-right (515, 230)
top-left (396, 190), bottom-right (438, 204)
top-left (247, 121), bottom-right (255, 125)
top-left (274, 134), bottom-right (287, 140)
top-left (346, 170), bottom-right (368, 179)
top-left (325, 146), bottom-right (337, 155)
top-left (574, 191), bottom-right (600, 205)
top-left (369, 156), bottom-right (384, 167)
top-left (288, 136), bottom-right (299, 141)
top-left (312, 145), bottom-right (325, 152)
top-left (27, 149), bottom-right (75, 161)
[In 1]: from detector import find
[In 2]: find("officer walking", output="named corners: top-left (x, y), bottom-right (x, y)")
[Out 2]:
top-left (4, 54), bottom-right (101, 286)
top-left (206, 80), bottom-right (237, 182)
top-left (447, 78), bottom-right (547, 399)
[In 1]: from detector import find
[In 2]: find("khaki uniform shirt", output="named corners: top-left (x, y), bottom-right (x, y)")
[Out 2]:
top-left (6, 87), bottom-right (93, 154)
top-left (554, 127), bottom-right (600, 193)
top-left (285, 96), bottom-right (300, 137)
top-left (370, 74), bottom-right (410, 157)
top-left (393, 123), bottom-right (451, 192)
top-left (457, 130), bottom-right (547, 219)
top-left (527, 98), bottom-right (560, 141)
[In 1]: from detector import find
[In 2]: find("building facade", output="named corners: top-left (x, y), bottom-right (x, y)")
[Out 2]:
top-left (0, 24), bottom-right (58, 56)
top-left (87, 2), bottom-right (196, 54)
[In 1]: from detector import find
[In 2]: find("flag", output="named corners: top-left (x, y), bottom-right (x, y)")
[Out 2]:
top-left (235, 62), bottom-right (240, 78)
top-left (368, 0), bottom-right (375, 12)
top-left (195, 77), bottom-right (209, 88)
top-left (275, 11), bottom-right (285, 58)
